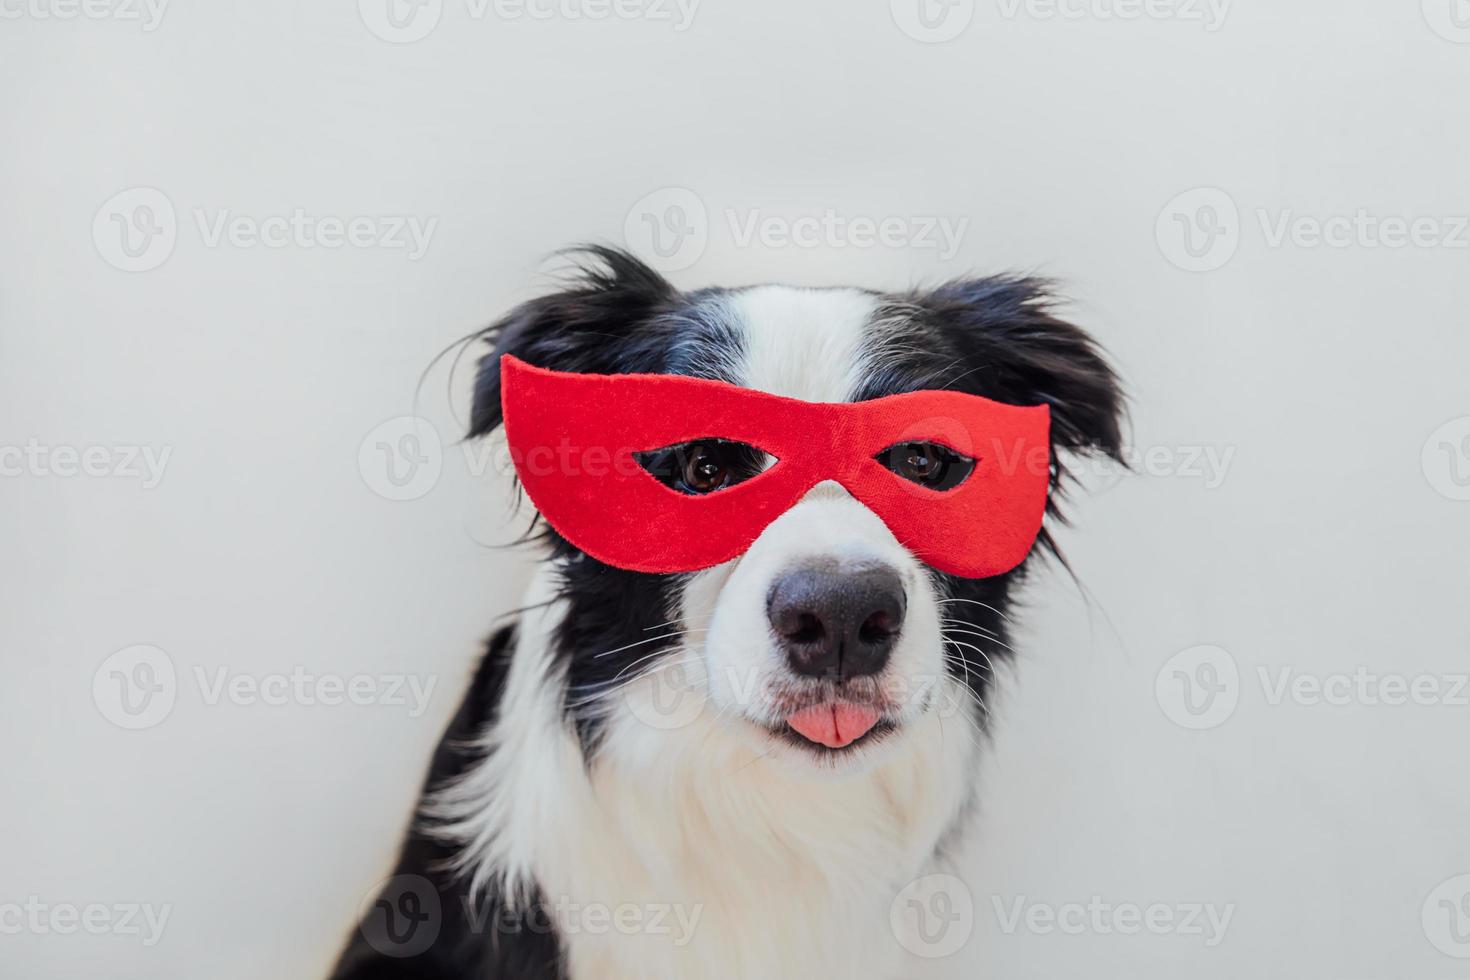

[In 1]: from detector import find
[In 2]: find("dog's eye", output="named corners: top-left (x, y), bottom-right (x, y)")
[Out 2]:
top-left (636, 439), bottom-right (765, 495)
top-left (876, 442), bottom-right (975, 491)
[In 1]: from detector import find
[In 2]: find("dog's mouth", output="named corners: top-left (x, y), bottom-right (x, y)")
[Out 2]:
top-left (771, 701), bottom-right (897, 753)
top-left (787, 701), bottom-right (880, 748)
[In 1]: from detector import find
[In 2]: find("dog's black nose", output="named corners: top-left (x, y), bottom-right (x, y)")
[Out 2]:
top-left (767, 564), bottom-right (906, 680)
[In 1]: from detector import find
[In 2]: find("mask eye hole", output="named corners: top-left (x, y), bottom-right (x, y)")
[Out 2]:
top-left (876, 442), bottom-right (976, 491)
top-left (635, 439), bottom-right (767, 495)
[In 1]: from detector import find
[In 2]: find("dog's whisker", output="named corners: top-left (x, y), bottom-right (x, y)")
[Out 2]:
top-left (941, 644), bottom-right (988, 691)
top-left (932, 700), bottom-right (987, 754)
top-left (605, 648), bottom-right (705, 687)
top-left (941, 628), bottom-right (1016, 658)
top-left (942, 637), bottom-right (998, 677)
top-left (941, 623), bottom-right (1002, 638)
top-left (940, 625), bottom-right (1011, 646)
top-left (940, 619), bottom-right (1002, 639)
top-left (563, 652), bottom-right (711, 712)
top-left (940, 696), bottom-right (990, 743)
top-left (591, 631), bottom-right (700, 659)
top-left (941, 635), bottom-right (975, 693)
top-left (564, 648), bottom-right (708, 706)
top-left (938, 660), bottom-right (994, 738)
top-left (930, 664), bottom-right (993, 733)
top-left (936, 598), bottom-right (1013, 624)
top-left (945, 643), bottom-right (998, 679)
top-left (948, 675), bottom-right (994, 721)
top-left (641, 619), bottom-right (710, 633)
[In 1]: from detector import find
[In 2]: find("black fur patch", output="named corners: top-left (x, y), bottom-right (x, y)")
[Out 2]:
top-left (331, 626), bottom-right (568, 980)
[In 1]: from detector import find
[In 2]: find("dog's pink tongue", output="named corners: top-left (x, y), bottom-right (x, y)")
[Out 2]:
top-left (786, 703), bottom-right (880, 749)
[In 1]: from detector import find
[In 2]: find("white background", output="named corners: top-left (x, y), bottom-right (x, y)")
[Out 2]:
top-left (4, 1), bottom-right (1470, 976)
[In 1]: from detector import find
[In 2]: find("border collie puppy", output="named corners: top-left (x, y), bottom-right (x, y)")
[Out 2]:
top-left (332, 247), bottom-right (1123, 980)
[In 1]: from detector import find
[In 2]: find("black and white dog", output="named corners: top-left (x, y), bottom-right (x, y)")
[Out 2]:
top-left (332, 248), bottom-right (1123, 979)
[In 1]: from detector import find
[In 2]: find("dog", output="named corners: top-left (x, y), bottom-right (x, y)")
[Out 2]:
top-left (331, 247), bottom-right (1123, 979)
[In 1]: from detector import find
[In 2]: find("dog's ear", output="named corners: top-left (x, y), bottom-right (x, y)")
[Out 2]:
top-left (467, 246), bottom-right (678, 439)
top-left (908, 277), bottom-right (1126, 547)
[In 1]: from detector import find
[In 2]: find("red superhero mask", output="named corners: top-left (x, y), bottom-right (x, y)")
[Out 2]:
top-left (499, 355), bottom-right (1052, 578)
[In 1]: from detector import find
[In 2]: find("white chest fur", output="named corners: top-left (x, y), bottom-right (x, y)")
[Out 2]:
top-left (432, 569), bottom-right (980, 980)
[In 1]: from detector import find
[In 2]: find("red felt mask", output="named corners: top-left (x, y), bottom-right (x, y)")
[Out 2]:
top-left (499, 355), bottom-right (1052, 578)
